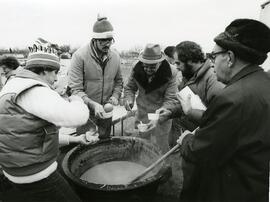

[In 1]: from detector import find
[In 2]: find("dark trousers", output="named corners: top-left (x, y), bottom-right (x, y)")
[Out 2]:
top-left (1, 170), bottom-right (82, 202)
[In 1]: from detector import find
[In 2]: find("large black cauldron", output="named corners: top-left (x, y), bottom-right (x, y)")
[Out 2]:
top-left (61, 136), bottom-right (171, 202)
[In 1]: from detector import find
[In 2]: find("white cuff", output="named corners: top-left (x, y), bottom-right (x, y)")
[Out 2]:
top-left (59, 134), bottom-right (70, 146)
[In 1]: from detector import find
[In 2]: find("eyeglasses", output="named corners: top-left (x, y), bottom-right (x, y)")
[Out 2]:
top-left (97, 38), bottom-right (115, 45)
top-left (206, 50), bottom-right (227, 62)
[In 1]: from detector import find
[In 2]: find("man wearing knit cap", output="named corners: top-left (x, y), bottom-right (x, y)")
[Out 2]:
top-left (0, 46), bottom-right (94, 201)
top-left (177, 19), bottom-right (270, 202)
top-left (68, 15), bottom-right (123, 137)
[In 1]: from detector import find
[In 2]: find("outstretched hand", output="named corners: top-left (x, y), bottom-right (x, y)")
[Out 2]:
top-left (156, 107), bottom-right (172, 123)
top-left (144, 120), bottom-right (158, 132)
top-left (69, 133), bottom-right (98, 145)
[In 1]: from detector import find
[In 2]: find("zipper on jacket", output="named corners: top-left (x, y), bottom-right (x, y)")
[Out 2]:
top-left (101, 66), bottom-right (105, 105)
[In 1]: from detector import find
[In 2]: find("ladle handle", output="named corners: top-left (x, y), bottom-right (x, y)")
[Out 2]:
top-left (128, 144), bottom-right (180, 184)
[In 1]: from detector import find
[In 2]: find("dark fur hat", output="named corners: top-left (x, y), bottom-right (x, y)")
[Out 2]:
top-left (214, 19), bottom-right (270, 65)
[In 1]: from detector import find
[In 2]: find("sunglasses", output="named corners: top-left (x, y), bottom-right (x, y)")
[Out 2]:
top-left (206, 50), bottom-right (228, 62)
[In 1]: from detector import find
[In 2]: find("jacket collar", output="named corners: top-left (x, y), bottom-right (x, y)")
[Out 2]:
top-left (89, 40), bottom-right (112, 68)
top-left (185, 60), bottom-right (211, 86)
top-left (227, 64), bottom-right (263, 86)
top-left (15, 69), bottom-right (51, 88)
top-left (5, 70), bottom-right (17, 83)
top-left (133, 60), bottom-right (172, 93)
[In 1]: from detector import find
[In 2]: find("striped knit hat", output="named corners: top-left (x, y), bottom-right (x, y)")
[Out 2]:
top-left (92, 15), bottom-right (114, 39)
top-left (25, 51), bottom-right (60, 71)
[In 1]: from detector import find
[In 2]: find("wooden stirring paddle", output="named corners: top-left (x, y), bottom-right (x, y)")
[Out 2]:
top-left (127, 144), bottom-right (180, 184)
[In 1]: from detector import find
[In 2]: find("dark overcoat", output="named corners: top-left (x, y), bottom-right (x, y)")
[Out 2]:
top-left (180, 65), bottom-right (270, 202)
top-left (124, 60), bottom-right (178, 152)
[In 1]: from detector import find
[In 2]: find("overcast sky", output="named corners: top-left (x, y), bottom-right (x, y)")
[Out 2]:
top-left (0, 0), bottom-right (267, 52)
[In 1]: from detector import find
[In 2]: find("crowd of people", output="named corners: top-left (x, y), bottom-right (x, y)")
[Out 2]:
top-left (0, 15), bottom-right (270, 202)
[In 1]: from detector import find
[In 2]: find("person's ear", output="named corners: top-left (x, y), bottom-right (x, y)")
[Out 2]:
top-left (227, 50), bottom-right (235, 68)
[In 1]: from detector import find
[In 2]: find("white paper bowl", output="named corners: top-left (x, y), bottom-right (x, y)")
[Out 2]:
top-left (85, 130), bottom-right (99, 142)
top-left (148, 113), bottom-right (159, 120)
top-left (137, 124), bottom-right (148, 132)
top-left (101, 111), bottom-right (113, 119)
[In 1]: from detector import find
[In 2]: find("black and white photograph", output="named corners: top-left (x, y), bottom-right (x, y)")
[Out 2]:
top-left (0, 0), bottom-right (270, 201)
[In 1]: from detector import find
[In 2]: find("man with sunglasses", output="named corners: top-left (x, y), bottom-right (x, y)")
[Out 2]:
top-left (177, 19), bottom-right (270, 202)
top-left (68, 15), bottom-right (123, 137)
top-left (124, 43), bottom-right (178, 153)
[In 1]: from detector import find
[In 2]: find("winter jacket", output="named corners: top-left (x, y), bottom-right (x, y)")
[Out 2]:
top-left (179, 59), bottom-right (224, 106)
top-left (171, 60), bottom-right (224, 129)
top-left (180, 65), bottom-right (270, 202)
top-left (0, 71), bottom-right (58, 177)
top-left (0, 69), bottom-right (89, 181)
top-left (124, 60), bottom-right (178, 152)
top-left (68, 42), bottom-right (123, 105)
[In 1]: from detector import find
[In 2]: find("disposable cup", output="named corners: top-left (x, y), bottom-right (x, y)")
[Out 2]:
top-left (86, 130), bottom-right (98, 142)
top-left (148, 113), bottom-right (159, 120)
top-left (137, 123), bottom-right (148, 132)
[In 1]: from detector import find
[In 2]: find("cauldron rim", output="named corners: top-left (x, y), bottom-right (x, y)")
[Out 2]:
top-left (62, 136), bottom-right (169, 191)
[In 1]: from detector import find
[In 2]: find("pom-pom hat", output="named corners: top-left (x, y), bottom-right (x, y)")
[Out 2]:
top-left (92, 15), bottom-right (114, 39)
